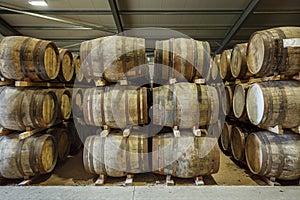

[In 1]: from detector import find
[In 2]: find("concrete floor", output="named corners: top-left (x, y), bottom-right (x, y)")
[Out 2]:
top-left (0, 186), bottom-right (299, 200)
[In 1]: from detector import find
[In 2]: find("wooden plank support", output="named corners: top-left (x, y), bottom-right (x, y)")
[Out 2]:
top-left (18, 121), bottom-right (63, 139)
top-left (166, 175), bottom-right (174, 186)
top-left (95, 78), bottom-right (106, 87)
top-left (192, 126), bottom-right (202, 137)
top-left (258, 125), bottom-right (284, 134)
top-left (95, 174), bottom-right (106, 186)
top-left (173, 126), bottom-right (180, 137)
top-left (194, 78), bottom-right (206, 85)
top-left (259, 176), bottom-right (281, 186)
top-left (15, 81), bottom-right (67, 87)
top-left (18, 176), bottom-right (32, 186)
top-left (194, 176), bottom-right (204, 186)
top-left (123, 128), bottom-right (131, 137)
top-left (124, 174), bottom-right (134, 186)
top-left (100, 125), bottom-right (110, 137)
top-left (0, 127), bottom-right (11, 136)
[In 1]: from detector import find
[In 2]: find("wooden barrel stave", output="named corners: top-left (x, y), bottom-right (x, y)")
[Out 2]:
top-left (48, 88), bottom-right (72, 121)
top-left (0, 134), bottom-right (57, 179)
top-left (0, 36), bottom-right (59, 81)
top-left (83, 130), bottom-right (149, 177)
top-left (246, 81), bottom-right (300, 128)
top-left (245, 131), bottom-right (300, 180)
top-left (0, 87), bottom-right (58, 131)
top-left (222, 85), bottom-right (235, 116)
top-left (152, 132), bottom-right (220, 178)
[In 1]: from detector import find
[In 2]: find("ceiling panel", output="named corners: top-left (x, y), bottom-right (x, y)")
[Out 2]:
top-left (122, 15), bottom-right (239, 26)
top-left (0, 0), bottom-right (110, 10)
top-left (255, 0), bottom-right (300, 10)
top-left (244, 14), bottom-right (300, 26)
top-left (118, 0), bottom-right (250, 10)
top-left (18, 29), bottom-right (109, 39)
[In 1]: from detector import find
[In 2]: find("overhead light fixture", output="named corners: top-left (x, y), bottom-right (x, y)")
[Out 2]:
top-left (28, 0), bottom-right (48, 7)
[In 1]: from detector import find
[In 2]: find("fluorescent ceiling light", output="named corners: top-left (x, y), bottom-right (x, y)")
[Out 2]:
top-left (28, 0), bottom-right (48, 7)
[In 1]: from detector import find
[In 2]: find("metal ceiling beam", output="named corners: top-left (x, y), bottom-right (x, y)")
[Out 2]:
top-left (0, 5), bottom-right (116, 34)
top-left (216, 0), bottom-right (260, 54)
top-left (108, 0), bottom-right (123, 33)
top-left (0, 9), bottom-right (244, 15)
top-left (0, 16), bottom-right (21, 36)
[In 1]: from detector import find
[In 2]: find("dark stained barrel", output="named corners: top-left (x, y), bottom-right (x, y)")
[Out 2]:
top-left (0, 36), bottom-right (59, 81)
top-left (231, 126), bottom-right (249, 162)
top-left (220, 121), bottom-right (232, 152)
top-left (245, 131), bottom-right (300, 180)
top-left (63, 121), bottom-right (82, 156)
top-left (222, 85), bottom-right (235, 116)
top-left (83, 130), bottom-right (149, 177)
top-left (49, 88), bottom-right (72, 120)
top-left (152, 132), bottom-right (220, 178)
top-left (47, 128), bottom-right (70, 161)
top-left (0, 87), bottom-right (58, 131)
top-left (0, 134), bottom-right (57, 179)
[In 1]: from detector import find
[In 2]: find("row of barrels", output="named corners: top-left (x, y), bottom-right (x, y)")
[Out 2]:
top-left (0, 87), bottom-right (72, 131)
top-left (83, 129), bottom-right (219, 178)
top-left (72, 82), bottom-right (221, 130)
top-left (0, 36), bottom-right (82, 83)
top-left (220, 122), bottom-right (300, 181)
top-left (214, 26), bottom-right (300, 82)
top-left (0, 121), bottom-right (82, 179)
top-left (226, 80), bottom-right (300, 128)
top-left (80, 36), bottom-right (212, 84)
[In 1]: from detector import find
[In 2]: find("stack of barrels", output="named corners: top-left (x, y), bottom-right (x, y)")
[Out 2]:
top-left (0, 36), bottom-right (81, 179)
top-left (81, 36), bottom-right (221, 181)
top-left (218, 26), bottom-right (300, 182)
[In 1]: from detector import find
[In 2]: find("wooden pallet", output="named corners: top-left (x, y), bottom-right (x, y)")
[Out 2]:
top-left (15, 81), bottom-right (72, 88)
top-left (94, 174), bottom-right (206, 186)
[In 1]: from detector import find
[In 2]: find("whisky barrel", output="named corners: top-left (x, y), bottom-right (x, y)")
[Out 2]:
top-left (83, 86), bottom-right (148, 128)
top-left (80, 36), bottom-right (148, 82)
top-left (233, 84), bottom-right (248, 120)
top-left (49, 88), bottom-right (72, 120)
top-left (83, 130), bottom-right (149, 177)
top-left (220, 121), bottom-right (233, 152)
top-left (245, 131), bottom-right (300, 180)
top-left (72, 88), bottom-right (84, 118)
top-left (47, 128), bottom-right (70, 161)
top-left (0, 87), bottom-right (58, 131)
top-left (230, 43), bottom-right (253, 79)
top-left (152, 132), bottom-right (220, 178)
top-left (152, 83), bottom-right (219, 128)
top-left (246, 81), bottom-right (300, 128)
top-left (211, 54), bottom-right (221, 81)
top-left (56, 48), bottom-right (74, 82)
top-left (231, 126), bottom-right (249, 162)
top-left (0, 36), bottom-right (60, 81)
top-left (63, 121), bottom-right (82, 156)
top-left (220, 49), bottom-right (233, 81)
top-left (0, 134), bottom-right (57, 179)
top-left (247, 27), bottom-right (300, 77)
top-left (73, 54), bottom-right (82, 81)
top-left (154, 38), bottom-right (211, 82)
top-left (222, 85), bottom-right (235, 116)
